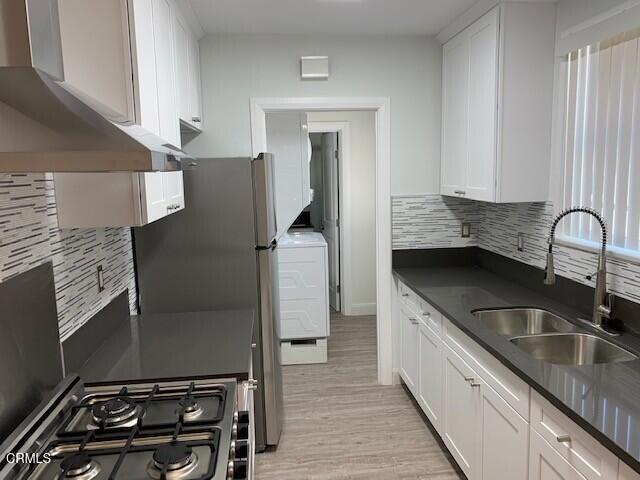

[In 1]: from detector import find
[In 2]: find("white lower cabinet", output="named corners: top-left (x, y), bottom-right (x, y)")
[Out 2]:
top-left (395, 280), bottom-right (635, 480)
top-left (418, 321), bottom-right (443, 434)
top-left (442, 344), bottom-right (481, 479)
top-left (399, 305), bottom-right (420, 395)
top-left (480, 375), bottom-right (529, 480)
top-left (620, 463), bottom-right (640, 480)
top-left (530, 430), bottom-right (587, 480)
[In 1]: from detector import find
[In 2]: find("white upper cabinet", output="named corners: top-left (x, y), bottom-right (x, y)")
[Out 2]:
top-left (172, 9), bottom-right (203, 131)
top-left (54, 171), bottom-right (185, 228)
top-left (266, 111), bottom-right (311, 239)
top-left (440, 3), bottom-right (556, 203)
top-left (57, 0), bottom-right (183, 149)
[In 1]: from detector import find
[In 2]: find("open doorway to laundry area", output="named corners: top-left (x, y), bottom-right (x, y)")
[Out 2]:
top-left (308, 128), bottom-right (342, 312)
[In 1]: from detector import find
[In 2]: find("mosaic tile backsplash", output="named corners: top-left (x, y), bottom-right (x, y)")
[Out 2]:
top-left (392, 194), bottom-right (640, 304)
top-left (0, 173), bottom-right (138, 340)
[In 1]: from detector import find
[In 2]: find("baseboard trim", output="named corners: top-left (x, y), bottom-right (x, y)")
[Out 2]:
top-left (347, 302), bottom-right (377, 316)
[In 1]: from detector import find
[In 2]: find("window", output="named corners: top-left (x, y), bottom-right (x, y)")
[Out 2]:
top-left (560, 28), bottom-right (640, 257)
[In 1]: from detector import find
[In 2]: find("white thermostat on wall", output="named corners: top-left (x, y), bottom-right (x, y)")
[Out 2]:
top-left (300, 56), bottom-right (329, 80)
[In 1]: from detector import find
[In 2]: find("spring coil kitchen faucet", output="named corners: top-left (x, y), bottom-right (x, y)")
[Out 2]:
top-left (544, 206), bottom-right (613, 331)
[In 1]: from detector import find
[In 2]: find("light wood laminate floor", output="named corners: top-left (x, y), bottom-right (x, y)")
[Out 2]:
top-left (255, 312), bottom-right (464, 479)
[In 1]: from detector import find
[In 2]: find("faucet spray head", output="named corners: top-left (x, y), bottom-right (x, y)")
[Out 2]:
top-left (544, 252), bottom-right (556, 285)
top-left (544, 240), bottom-right (556, 285)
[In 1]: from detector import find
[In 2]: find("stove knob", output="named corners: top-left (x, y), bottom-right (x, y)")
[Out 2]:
top-left (234, 440), bottom-right (249, 459)
top-left (232, 460), bottom-right (247, 479)
top-left (237, 411), bottom-right (250, 424)
top-left (236, 423), bottom-right (249, 441)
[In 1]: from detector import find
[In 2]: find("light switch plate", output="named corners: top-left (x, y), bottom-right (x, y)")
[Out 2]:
top-left (461, 222), bottom-right (471, 238)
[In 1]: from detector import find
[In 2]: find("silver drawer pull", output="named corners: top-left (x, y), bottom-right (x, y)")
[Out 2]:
top-left (409, 318), bottom-right (419, 325)
top-left (423, 312), bottom-right (430, 317)
top-left (464, 376), bottom-right (475, 382)
top-left (192, 116), bottom-right (201, 123)
top-left (470, 382), bottom-right (481, 388)
top-left (556, 435), bottom-right (571, 444)
top-left (401, 293), bottom-right (409, 297)
top-left (454, 190), bottom-right (466, 195)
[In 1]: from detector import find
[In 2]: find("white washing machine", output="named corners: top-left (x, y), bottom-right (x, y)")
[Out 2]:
top-left (277, 231), bottom-right (329, 364)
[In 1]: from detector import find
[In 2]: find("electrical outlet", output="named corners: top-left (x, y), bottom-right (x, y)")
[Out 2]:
top-left (96, 265), bottom-right (105, 292)
top-left (517, 232), bottom-right (525, 252)
top-left (461, 222), bottom-right (471, 238)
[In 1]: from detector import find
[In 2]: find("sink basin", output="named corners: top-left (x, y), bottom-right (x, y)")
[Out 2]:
top-left (510, 333), bottom-right (638, 365)
top-left (473, 308), bottom-right (578, 337)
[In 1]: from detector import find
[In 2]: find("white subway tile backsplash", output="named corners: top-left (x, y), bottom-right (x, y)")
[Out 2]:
top-left (0, 173), bottom-right (137, 340)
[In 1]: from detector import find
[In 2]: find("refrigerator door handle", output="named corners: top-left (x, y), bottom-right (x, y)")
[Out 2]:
top-left (252, 153), bottom-right (278, 247)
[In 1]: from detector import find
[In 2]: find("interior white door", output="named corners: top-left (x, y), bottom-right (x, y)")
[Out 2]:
top-left (321, 132), bottom-right (340, 311)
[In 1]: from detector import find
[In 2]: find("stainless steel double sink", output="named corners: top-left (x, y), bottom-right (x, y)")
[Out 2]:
top-left (472, 308), bottom-right (638, 366)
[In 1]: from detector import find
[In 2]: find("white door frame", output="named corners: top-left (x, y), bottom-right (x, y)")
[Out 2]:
top-left (250, 97), bottom-right (392, 386)
top-left (308, 121), bottom-right (350, 315)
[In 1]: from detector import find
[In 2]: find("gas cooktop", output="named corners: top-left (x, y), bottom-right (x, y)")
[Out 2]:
top-left (0, 377), bottom-right (250, 480)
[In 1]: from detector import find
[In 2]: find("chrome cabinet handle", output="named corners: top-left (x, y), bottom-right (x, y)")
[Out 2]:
top-left (167, 204), bottom-right (181, 211)
top-left (423, 311), bottom-right (430, 317)
top-left (464, 376), bottom-right (481, 387)
top-left (401, 293), bottom-right (409, 297)
top-left (409, 318), bottom-right (419, 325)
top-left (192, 116), bottom-right (201, 123)
top-left (454, 190), bottom-right (466, 195)
top-left (556, 435), bottom-right (571, 444)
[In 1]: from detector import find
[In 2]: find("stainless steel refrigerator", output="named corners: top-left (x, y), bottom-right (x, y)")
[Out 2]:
top-left (133, 154), bottom-right (283, 450)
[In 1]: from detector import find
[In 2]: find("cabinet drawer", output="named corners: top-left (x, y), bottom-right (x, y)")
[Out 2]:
top-left (530, 429), bottom-right (588, 480)
top-left (416, 297), bottom-right (442, 335)
top-left (530, 390), bottom-right (618, 480)
top-left (444, 319), bottom-right (530, 419)
top-left (398, 282), bottom-right (418, 309)
top-left (398, 282), bottom-right (442, 334)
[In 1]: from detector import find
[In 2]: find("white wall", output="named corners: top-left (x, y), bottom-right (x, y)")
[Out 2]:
top-left (309, 111), bottom-right (377, 314)
top-left (188, 34), bottom-right (442, 195)
top-left (556, 0), bottom-right (629, 34)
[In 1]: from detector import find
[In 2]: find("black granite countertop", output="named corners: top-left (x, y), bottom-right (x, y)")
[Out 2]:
top-left (394, 265), bottom-right (640, 473)
top-left (74, 309), bottom-right (255, 384)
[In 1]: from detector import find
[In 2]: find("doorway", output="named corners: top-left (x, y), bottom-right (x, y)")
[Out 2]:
top-left (309, 127), bottom-right (345, 313)
top-left (250, 97), bottom-right (392, 385)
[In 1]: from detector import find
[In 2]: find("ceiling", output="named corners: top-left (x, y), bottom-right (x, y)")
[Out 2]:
top-left (186, 0), bottom-right (480, 36)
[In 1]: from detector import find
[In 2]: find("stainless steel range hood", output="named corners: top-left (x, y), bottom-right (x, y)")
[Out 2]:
top-left (0, 0), bottom-right (186, 172)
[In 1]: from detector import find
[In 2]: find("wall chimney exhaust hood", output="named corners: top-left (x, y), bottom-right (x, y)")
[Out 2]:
top-left (0, 0), bottom-right (187, 172)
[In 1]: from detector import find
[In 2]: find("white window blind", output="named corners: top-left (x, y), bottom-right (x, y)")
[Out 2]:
top-left (561, 28), bottom-right (640, 255)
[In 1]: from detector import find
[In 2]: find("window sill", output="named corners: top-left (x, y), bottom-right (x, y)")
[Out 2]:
top-left (555, 235), bottom-right (640, 266)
